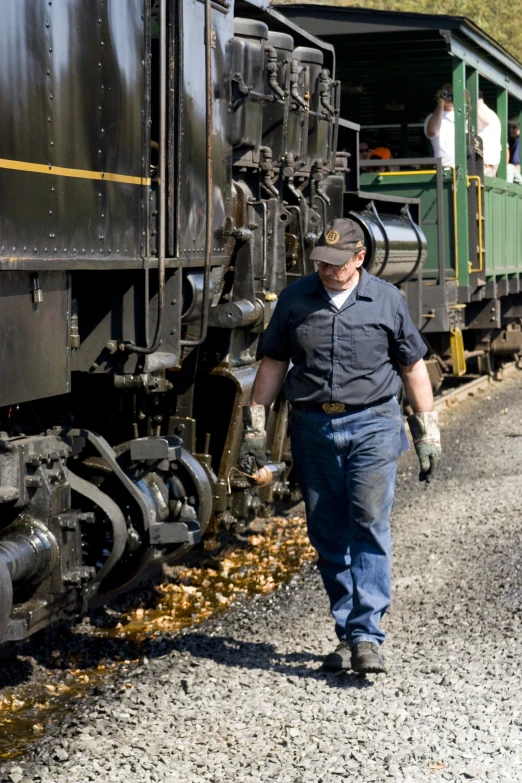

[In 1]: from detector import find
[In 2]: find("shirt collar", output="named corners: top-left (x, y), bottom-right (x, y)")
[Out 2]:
top-left (356, 267), bottom-right (374, 299)
top-left (311, 267), bottom-right (374, 301)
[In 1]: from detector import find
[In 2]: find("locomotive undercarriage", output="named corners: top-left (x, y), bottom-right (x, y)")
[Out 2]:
top-left (3, 0), bottom-right (522, 646)
top-left (0, 325), bottom-right (300, 644)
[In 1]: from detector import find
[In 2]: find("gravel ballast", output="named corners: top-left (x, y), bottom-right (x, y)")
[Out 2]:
top-left (2, 374), bottom-right (522, 782)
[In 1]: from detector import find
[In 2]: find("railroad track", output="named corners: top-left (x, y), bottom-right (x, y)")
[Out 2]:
top-left (433, 363), bottom-right (519, 411)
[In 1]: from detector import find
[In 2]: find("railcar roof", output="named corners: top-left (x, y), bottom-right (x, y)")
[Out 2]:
top-left (274, 4), bottom-right (522, 132)
top-left (275, 5), bottom-right (522, 76)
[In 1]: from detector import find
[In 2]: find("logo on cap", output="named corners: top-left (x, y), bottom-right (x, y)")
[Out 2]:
top-left (356, 240), bottom-right (363, 247)
top-left (325, 229), bottom-right (340, 245)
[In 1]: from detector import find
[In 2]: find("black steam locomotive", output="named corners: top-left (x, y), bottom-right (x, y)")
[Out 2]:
top-left (0, 0), bottom-right (450, 643)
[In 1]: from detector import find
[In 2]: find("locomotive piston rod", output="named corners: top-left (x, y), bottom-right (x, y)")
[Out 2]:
top-left (0, 519), bottom-right (58, 642)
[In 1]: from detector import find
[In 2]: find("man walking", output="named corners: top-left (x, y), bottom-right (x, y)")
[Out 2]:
top-left (239, 218), bottom-right (441, 675)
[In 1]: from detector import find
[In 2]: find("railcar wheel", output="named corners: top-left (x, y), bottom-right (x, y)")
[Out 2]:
top-left (477, 352), bottom-right (493, 377)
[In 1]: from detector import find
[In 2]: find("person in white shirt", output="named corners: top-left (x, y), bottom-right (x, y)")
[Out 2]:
top-left (424, 84), bottom-right (455, 167)
top-left (477, 93), bottom-right (501, 176)
top-left (425, 85), bottom-right (502, 177)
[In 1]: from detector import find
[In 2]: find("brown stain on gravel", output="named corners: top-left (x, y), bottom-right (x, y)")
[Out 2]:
top-left (0, 515), bottom-right (314, 760)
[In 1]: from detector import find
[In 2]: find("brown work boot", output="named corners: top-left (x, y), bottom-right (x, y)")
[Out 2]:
top-left (350, 641), bottom-right (386, 674)
top-left (323, 640), bottom-right (351, 671)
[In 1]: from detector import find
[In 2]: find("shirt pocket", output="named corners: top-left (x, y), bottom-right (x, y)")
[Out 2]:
top-left (290, 317), bottom-right (332, 362)
top-left (352, 324), bottom-right (389, 370)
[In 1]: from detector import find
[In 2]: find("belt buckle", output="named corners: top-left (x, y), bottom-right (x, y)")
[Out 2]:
top-left (322, 402), bottom-right (346, 414)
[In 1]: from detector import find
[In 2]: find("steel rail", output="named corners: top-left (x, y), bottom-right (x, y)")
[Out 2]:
top-left (433, 363), bottom-right (518, 411)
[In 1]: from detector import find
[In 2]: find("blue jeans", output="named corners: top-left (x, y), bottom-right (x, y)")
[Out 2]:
top-left (289, 397), bottom-right (404, 647)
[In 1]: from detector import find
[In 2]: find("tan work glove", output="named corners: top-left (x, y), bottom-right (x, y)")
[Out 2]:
top-left (407, 410), bottom-right (441, 483)
top-left (238, 405), bottom-right (267, 476)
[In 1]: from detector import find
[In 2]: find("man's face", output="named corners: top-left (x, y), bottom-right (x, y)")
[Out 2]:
top-left (509, 123), bottom-right (520, 138)
top-left (316, 251), bottom-right (365, 290)
top-left (359, 142), bottom-right (370, 160)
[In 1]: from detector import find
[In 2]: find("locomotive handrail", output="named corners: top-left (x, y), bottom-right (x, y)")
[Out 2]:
top-left (375, 169), bottom-right (438, 177)
top-left (330, 79), bottom-right (341, 170)
top-left (126, 0), bottom-right (167, 356)
top-left (467, 175), bottom-right (484, 274)
top-left (451, 166), bottom-right (459, 285)
top-left (180, 0), bottom-right (214, 349)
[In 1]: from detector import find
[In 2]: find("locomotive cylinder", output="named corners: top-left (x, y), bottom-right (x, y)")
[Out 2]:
top-left (349, 209), bottom-right (427, 285)
top-left (292, 46), bottom-right (329, 167)
top-left (230, 19), bottom-right (269, 152)
top-left (262, 32), bottom-right (295, 164)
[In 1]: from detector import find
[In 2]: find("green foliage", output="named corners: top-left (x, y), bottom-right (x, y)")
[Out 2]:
top-left (276, 0), bottom-right (522, 61)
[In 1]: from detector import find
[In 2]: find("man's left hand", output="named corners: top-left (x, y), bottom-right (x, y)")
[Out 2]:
top-left (407, 410), bottom-right (441, 482)
top-left (238, 405), bottom-right (267, 476)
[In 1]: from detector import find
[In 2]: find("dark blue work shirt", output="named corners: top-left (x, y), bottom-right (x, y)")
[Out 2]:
top-left (258, 268), bottom-right (427, 406)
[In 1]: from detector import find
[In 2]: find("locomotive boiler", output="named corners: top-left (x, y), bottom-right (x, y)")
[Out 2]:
top-left (0, 0), bottom-right (428, 644)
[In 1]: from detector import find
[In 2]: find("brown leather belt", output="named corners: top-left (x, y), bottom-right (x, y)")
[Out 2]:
top-left (292, 401), bottom-right (361, 414)
top-left (292, 396), bottom-right (395, 415)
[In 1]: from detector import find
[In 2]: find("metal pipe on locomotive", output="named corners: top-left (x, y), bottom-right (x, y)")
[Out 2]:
top-left (0, 0), bottom-right (425, 644)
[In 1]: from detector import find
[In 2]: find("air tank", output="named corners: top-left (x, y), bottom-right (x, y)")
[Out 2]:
top-left (349, 208), bottom-right (427, 285)
top-left (262, 31), bottom-right (295, 164)
top-left (230, 19), bottom-right (269, 151)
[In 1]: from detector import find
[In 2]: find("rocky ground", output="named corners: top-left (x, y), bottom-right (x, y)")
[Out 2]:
top-left (2, 373), bottom-right (522, 782)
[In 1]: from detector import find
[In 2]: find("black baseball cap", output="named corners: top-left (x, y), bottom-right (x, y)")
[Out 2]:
top-left (310, 218), bottom-right (365, 266)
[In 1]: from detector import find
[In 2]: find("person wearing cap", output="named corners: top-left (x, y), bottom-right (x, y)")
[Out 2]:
top-left (369, 146), bottom-right (397, 173)
top-left (238, 218), bottom-right (441, 675)
top-left (370, 146), bottom-right (392, 161)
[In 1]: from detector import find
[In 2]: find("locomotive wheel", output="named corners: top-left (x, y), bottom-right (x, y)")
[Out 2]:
top-left (77, 444), bottom-right (213, 596)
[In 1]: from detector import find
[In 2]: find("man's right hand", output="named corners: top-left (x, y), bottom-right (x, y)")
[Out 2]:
top-left (407, 410), bottom-right (441, 483)
top-left (238, 405), bottom-right (267, 476)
